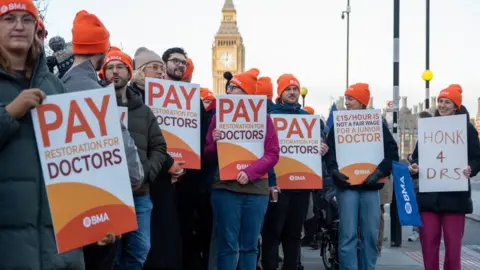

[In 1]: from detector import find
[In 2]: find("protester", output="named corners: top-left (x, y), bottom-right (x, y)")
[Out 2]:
top-left (261, 74), bottom-right (327, 270)
top-left (324, 83), bottom-right (399, 269)
top-left (0, 1), bottom-right (85, 268)
top-left (409, 84), bottom-right (480, 270)
top-left (130, 47), bottom-right (166, 97)
top-left (61, 10), bottom-right (143, 270)
top-left (205, 68), bottom-right (280, 269)
top-left (102, 47), bottom-right (168, 269)
top-left (201, 87), bottom-right (215, 109)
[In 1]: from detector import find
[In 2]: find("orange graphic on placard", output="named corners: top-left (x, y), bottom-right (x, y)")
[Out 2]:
top-left (340, 163), bottom-right (387, 185)
top-left (274, 156), bottom-right (323, 189)
top-left (47, 182), bottom-right (137, 253)
top-left (218, 142), bottom-right (261, 181)
top-left (163, 130), bottom-right (200, 169)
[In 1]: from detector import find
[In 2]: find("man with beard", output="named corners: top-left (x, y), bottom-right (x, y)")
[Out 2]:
top-left (101, 48), bottom-right (168, 270)
top-left (160, 48), bottom-right (212, 270)
top-left (61, 11), bottom-right (144, 270)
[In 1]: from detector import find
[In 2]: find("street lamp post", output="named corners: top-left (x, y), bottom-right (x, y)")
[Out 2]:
top-left (300, 87), bottom-right (308, 107)
top-left (425, 0), bottom-right (431, 109)
top-left (341, 0), bottom-right (351, 90)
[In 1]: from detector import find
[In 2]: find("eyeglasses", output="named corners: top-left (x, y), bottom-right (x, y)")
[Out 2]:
top-left (144, 64), bottom-right (164, 72)
top-left (0, 14), bottom-right (36, 28)
top-left (168, 58), bottom-right (188, 67)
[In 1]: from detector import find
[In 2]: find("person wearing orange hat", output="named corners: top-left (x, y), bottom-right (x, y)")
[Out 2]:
top-left (182, 58), bottom-right (194, 82)
top-left (262, 74), bottom-right (328, 270)
top-left (102, 47), bottom-right (169, 269)
top-left (408, 84), bottom-right (480, 270)
top-left (324, 83), bottom-right (399, 269)
top-left (62, 10), bottom-right (111, 91)
top-left (205, 68), bottom-right (280, 269)
top-left (200, 87), bottom-right (215, 109)
top-left (0, 1), bottom-right (87, 269)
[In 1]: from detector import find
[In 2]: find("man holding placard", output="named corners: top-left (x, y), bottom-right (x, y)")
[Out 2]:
top-left (409, 84), bottom-right (480, 270)
top-left (324, 83), bottom-right (399, 270)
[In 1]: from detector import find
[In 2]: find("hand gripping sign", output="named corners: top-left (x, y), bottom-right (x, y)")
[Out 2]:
top-left (216, 95), bottom-right (267, 180)
top-left (272, 115), bottom-right (323, 189)
top-left (31, 87), bottom-right (137, 253)
top-left (333, 109), bottom-right (385, 185)
top-left (145, 78), bottom-right (201, 169)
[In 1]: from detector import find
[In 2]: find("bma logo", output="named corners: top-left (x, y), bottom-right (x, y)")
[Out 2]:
top-left (236, 164), bottom-right (249, 170)
top-left (82, 213), bottom-right (110, 228)
top-left (0, 3), bottom-right (27, 14)
top-left (354, 169), bottom-right (370, 175)
top-left (106, 56), bottom-right (122, 62)
top-left (399, 176), bottom-right (412, 214)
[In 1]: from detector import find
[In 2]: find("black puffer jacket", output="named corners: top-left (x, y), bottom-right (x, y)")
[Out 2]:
top-left (412, 106), bottom-right (480, 214)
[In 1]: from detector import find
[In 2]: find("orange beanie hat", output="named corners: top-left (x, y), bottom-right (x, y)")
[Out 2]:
top-left (277, 74), bottom-right (300, 98)
top-left (256, 77), bottom-right (273, 100)
top-left (0, 0), bottom-right (38, 18)
top-left (200, 88), bottom-right (215, 101)
top-left (72, 10), bottom-right (110, 55)
top-left (303, 106), bottom-right (315, 115)
top-left (344, 83), bottom-right (370, 107)
top-left (438, 84), bottom-right (462, 108)
top-left (182, 58), bottom-right (194, 81)
top-left (230, 68), bottom-right (260, 95)
top-left (102, 46), bottom-right (133, 79)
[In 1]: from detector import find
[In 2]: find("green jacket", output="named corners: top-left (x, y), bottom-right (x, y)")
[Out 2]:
top-left (0, 54), bottom-right (84, 269)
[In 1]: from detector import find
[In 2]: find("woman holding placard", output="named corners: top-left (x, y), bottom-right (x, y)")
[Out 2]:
top-left (0, 0), bottom-right (84, 269)
top-left (204, 68), bottom-right (280, 270)
top-left (409, 84), bottom-right (480, 270)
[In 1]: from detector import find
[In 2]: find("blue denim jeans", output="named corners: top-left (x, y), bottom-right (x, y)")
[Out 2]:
top-left (114, 195), bottom-right (152, 270)
top-left (336, 189), bottom-right (380, 270)
top-left (211, 189), bottom-right (269, 270)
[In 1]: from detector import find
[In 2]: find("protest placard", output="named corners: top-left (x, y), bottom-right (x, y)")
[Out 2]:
top-left (272, 115), bottom-right (323, 189)
top-left (118, 106), bottom-right (128, 128)
top-left (418, 114), bottom-right (468, 192)
top-left (334, 109), bottom-right (385, 185)
top-left (31, 87), bottom-right (137, 253)
top-left (216, 95), bottom-right (267, 180)
top-left (146, 78), bottom-right (201, 169)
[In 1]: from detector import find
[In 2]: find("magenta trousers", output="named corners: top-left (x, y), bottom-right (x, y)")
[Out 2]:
top-left (419, 212), bottom-right (465, 270)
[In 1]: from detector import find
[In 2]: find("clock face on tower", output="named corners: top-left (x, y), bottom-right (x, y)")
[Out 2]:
top-left (219, 51), bottom-right (235, 68)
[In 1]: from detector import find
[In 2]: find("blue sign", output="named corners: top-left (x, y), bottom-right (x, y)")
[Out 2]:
top-left (392, 161), bottom-right (423, 227)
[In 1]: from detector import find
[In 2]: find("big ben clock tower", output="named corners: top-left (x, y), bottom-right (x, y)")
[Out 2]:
top-left (212, 0), bottom-right (245, 95)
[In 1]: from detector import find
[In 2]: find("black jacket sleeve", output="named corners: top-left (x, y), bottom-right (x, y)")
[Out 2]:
top-left (325, 127), bottom-right (338, 173)
top-left (467, 123), bottom-right (480, 177)
top-left (146, 109), bottom-right (168, 182)
top-left (377, 122), bottom-right (400, 177)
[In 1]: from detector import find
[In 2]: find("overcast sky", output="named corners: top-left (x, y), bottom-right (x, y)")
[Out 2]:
top-left (42, 0), bottom-right (480, 118)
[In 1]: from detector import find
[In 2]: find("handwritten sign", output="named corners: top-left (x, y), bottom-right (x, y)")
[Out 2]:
top-left (418, 114), bottom-right (468, 192)
top-left (272, 115), bottom-right (323, 189)
top-left (145, 78), bottom-right (201, 169)
top-left (334, 109), bottom-right (385, 185)
top-left (118, 106), bottom-right (128, 128)
top-left (216, 95), bottom-right (267, 180)
top-left (31, 87), bottom-right (137, 253)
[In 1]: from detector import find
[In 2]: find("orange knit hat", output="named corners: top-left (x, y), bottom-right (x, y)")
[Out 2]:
top-left (182, 58), bottom-right (194, 81)
top-left (72, 10), bottom-right (110, 55)
top-left (438, 84), bottom-right (462, 108)
top-left (200, 88), bottom-right (215, 101)
top-left (344, 83), bottom-right (370, 107)
top-left (230, 68), bottom-right (260, 95)
top-left (303, 106), bottom-right (315, 115)
top-left (0, 0), bottom-right (38, 18)
top-left (277, 74), bottom-right (300, 98)
top-left (102, 46), bottom-right (133, 79)
top-left (256, 77), bottom-right (273, 100)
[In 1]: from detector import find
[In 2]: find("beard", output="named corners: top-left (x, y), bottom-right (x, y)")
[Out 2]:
top-left (166, 67), bottom-right (184, 81)
top-left (114, 78), bottom-right (128, 90)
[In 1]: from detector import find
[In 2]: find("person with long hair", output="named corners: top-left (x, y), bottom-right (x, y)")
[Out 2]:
top-left (409, 84), bottom-right (480, 270)
top-left (0, 0), bottom-right (84, 268)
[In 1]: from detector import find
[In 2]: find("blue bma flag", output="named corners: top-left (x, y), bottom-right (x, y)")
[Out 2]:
top-left (323, 103), bottom-right (337, 136)
top-left (391, 161), bottom-right (423, 227)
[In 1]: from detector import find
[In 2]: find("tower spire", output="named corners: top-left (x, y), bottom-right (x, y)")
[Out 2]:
top-left (223, 0), bottom-right (235, 11)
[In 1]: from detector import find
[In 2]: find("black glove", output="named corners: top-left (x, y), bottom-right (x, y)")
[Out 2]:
top-left (332, 170), bottom-right (350, 188)
top-left (362, 169), bottom-right (384, 187)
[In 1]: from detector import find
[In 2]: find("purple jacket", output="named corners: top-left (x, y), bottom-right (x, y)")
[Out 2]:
top-left (204, 114), bottom-right (280, 182)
